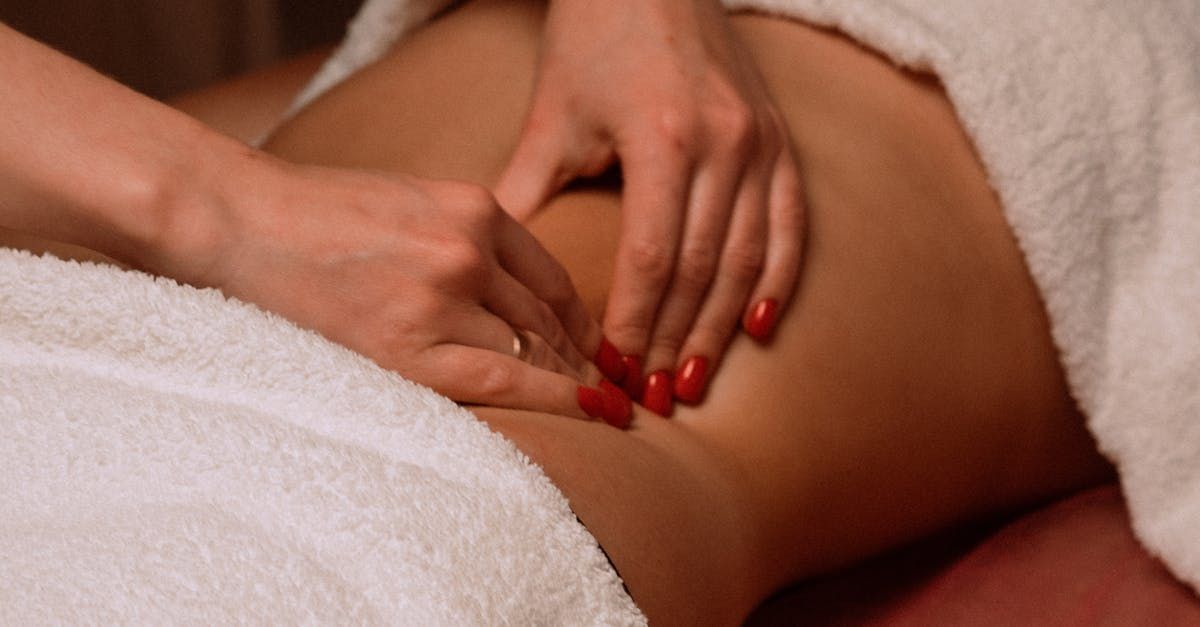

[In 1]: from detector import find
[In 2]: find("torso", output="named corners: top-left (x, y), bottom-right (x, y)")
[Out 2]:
top-left (265, 4), bottom-right (1111, 620)
top-left (3, 1), bottom-right (1109, 623)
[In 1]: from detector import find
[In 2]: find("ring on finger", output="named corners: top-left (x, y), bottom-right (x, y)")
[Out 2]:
top-left (511, 327), bottom-right (531, 361)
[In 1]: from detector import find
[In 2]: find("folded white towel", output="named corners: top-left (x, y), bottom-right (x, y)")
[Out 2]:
top-left (0, 249), bottom-right (644, 625)
top-left (292, 0), bottom-right (1200, 593)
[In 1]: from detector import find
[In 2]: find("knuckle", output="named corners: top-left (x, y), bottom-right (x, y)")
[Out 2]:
top-left (404, 293), bottom-right (445, 326)
top-left (711, 103), bottom-right (756, 150)
top-left (723, 243), bottom-right (766, 282)
top-left (652, 108), bottom-right (698, 155)
top-left (442, 181), bottom-right (502, 227)
top-left (436, 240), bottom-right (489, 284)
top-left (476, 361), bottom-right (519, 398)
top-left (626, 239), bottom-right (675, 284)
top-left (648, 333), bottom-right (684, 359)
top-left (605, 318), bottom-right (653, 349)
top-left (454, 180), bottom-right (499, 208)
top-left (676, 245), bottom-right (720, 289)
top-left (524, 106), bottom-right (558, 135)
top-left (377, 301), bottom-right (439, 359)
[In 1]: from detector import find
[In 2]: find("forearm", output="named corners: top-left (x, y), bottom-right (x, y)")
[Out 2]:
top-left (0, 22), bottom-right (243, 276)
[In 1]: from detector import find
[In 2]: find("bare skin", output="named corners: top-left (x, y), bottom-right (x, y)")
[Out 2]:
top-left (7, 1), bottom-right (1114, 623)
top-left (0, 19), bottom-right (604, 421)
top-left (168, 48), bottom-right (330, 145)
top-left (262, 2), bottom-right (1114, 623)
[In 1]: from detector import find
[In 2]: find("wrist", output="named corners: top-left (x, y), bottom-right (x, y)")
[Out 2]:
top-left (117, 117), bottom-right (253, 288)
top-left (0, 25), bottom-right (253, 286)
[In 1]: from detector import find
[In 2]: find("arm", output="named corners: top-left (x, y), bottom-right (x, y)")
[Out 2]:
top-left (0, 22), bottom-right (630, 424)
top-left (0, 22), bottom-right (222, 273)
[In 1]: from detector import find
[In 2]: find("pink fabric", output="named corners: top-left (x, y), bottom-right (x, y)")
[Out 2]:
top-left (749, 486), bottom-right (1200, 625)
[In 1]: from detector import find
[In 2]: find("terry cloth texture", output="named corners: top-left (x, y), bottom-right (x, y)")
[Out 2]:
top-left (0, 248), bottom-right (645, 625)
top-left (289, 0), bottom-right (1200, 593)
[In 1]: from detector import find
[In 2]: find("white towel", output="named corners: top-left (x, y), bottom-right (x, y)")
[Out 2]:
top-left (0, 248), bottom-right (645, 625)
top-left (291, 0), bottom-right (1200, 593)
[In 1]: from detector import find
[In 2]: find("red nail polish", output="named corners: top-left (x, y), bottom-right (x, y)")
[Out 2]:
top-left (743, 298), bottom-right (780, 343)
top-left (642, 370), bottom-right (674, 418)
top-left (674, 356), bottom-right (710, 404)
top-left (598, 380), bottom-right (633, 429)
top-left (621, 355), bottom-right (645, 400)
top-left (578, 385), bottom-right (607, 419)
top-left (594, 338), bottom-right (627, 383)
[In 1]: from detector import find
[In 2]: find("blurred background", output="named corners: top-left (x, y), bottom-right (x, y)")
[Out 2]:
top-left (0, 0), bottom-right (362, 99)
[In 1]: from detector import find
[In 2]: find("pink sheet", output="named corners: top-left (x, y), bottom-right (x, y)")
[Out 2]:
top-left (749, 486), bottom-right (1200, 625)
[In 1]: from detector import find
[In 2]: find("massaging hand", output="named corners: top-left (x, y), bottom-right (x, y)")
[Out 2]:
top-left (0, 22), bottom-right (634, 424)
top-left (495, 0), bottom-right (806, 415)
top-left (170, 159), bottom-right (633, 426)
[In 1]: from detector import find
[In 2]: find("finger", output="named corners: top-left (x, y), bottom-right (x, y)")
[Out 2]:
top-left (602, 146), bottom-right (692, 362)
top-left (642, 160), bottom-right (742, 379)
top-left (742, 146), bottom-right (806, 343)
top-left (455, 307), bottom-right (582, 380)
top-left (493, 214), bottom-right (604, 366)
top-left (421, 344), bottom-right (633, 428)
top-left (494, 101), bottom-right (581, 222)
top-left (484, 268), bottom-right (591, 375)
top-left (674, 162), bottom-right (769, 399)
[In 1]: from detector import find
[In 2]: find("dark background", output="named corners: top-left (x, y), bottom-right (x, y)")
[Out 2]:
top-left (0, 0), bottom-right (362, 98)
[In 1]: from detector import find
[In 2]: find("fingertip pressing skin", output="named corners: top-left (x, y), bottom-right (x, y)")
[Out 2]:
top-left (743, 298), bottom-right (780, 342)
top-left (639, 164), bottom-right (741, 380)
top-left (598, 380), bottom-right (634, 428)
top-left (595, 336), bottom-right (628, 383)
top-left (577, 385), bottom-right (608, 420)
top-left (674, 355), bottom-right (710, 404)
top-left (642, 370), bottom-right (674, 418)
top-left (621, 354), bottom-right (645, 400)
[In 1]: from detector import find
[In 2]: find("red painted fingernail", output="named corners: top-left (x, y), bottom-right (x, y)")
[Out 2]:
top-left (598, 380), bottom-right (633, 429)
top-left (621, 355), bottom-right (645, 400)
top-left (674, 356), bottom-right (710, 404)
top-left (642, 370), bottom-right (674, 418)
top-left (594, 337), bottom-right (627, 383)
top-left (578, 385), bottom-right (607, 420)
top-left (743, 298), bottom-right (780, 343)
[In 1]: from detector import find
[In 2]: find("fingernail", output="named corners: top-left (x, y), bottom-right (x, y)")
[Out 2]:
top-left (743, 298), bottom-right (780, 343)
top-left (594, 337), bottom-right (627, 383)
top-left (621, 355), bottom-right (645, 400)
top-left (598, 380), bottom-right (633, 429)
top-left (642, 370), bottom-right (674, 418)
top-left (674, 356), bottom-right (710, 404)
top-left (578, 385), bottom-right (607, 420)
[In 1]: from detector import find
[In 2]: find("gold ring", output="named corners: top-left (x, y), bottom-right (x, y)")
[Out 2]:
top-left (511, 329), bottom-right (530, 361)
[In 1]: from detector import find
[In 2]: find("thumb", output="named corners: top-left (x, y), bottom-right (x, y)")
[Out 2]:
top-left (495, 107), bottom-right (591, 222)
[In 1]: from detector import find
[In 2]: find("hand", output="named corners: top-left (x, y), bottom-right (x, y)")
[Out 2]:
top-left (0, 22), bottom-right (626, 426)
top-left (156, 156), bottom-right (632, 426)
top-left (496, 0), bottom-right (806, 415)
